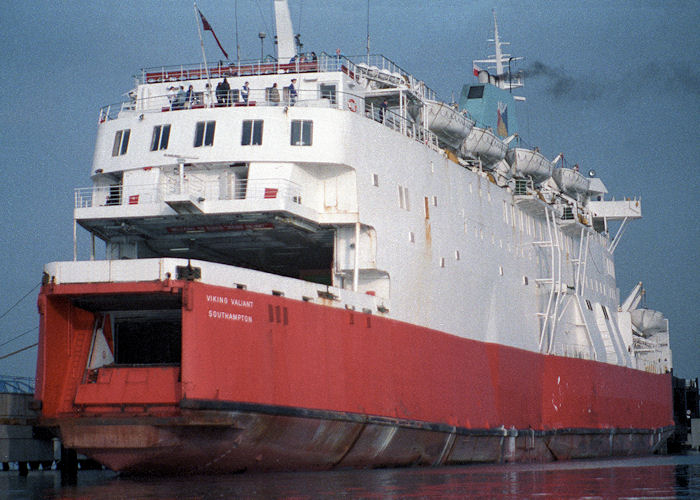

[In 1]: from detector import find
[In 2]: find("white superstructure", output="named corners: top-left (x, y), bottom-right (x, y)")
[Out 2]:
top-left (63, 3), bottom-right (670, 375)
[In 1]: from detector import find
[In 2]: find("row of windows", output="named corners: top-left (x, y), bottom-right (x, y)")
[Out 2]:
top-left (111, 119), bottom-right (313, 157)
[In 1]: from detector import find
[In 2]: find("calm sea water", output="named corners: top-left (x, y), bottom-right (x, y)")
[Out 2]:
top-left (2, 453), bottom-right (699, 499)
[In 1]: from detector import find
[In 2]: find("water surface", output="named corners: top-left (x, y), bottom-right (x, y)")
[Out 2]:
top-left (2, 453), bottom-right (698, 499)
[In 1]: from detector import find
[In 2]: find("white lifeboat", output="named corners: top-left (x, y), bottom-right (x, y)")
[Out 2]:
top-left (425, 100), bottom-right (475, 149)
top-left (461, 126), bottom-right (507, 164)
top-left (552, 167), bottom-right (590, 195)
top-left (630, 309), bottom-right (667, 337)
top-left (506, 148), bottom-right (553, 183)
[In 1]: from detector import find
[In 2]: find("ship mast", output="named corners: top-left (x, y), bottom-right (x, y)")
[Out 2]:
top-left (492, 10), bottom-right (505, 77)
top-left (274, 0), bottom-right (295, 61)
top-left (473, 10), bottom-right (523, 91)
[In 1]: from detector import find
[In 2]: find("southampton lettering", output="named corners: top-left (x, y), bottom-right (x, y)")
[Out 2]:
top-left (208, 310), bottom-right (253, 323)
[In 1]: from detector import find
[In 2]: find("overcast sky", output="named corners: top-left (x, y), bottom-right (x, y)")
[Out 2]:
top-left (1, 1), bottom-right (698, 379)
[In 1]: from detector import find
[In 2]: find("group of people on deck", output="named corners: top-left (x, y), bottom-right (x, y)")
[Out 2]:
top-left (168, 77), bottom-right (299, 109)
top-left (216, 77), bottom-right (298, 106)
top-left (167, 85), bottom-right (196, 110)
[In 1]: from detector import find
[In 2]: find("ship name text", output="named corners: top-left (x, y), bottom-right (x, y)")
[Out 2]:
top-left (206, 294), bottom-right (254, 308)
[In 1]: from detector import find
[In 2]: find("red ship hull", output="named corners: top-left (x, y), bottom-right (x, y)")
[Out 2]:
top-left (35, 279), bottom-right (673, 474)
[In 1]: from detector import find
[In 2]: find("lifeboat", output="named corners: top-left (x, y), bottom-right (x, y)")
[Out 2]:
top-left (506, 147), bottom-right (553, 183)
top-left (552, 167), bottom-right (590, 195)
top-left (631, 309), bottom-right (667, 337)
top-left (425, 100), bottom-right (475, 149)
top-left (461, 126), bottom-right (507, 164)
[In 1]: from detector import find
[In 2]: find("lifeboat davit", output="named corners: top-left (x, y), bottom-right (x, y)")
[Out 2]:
top-left (425, 100), bottom-right (475, 149)
top-left (630, 309), bottom-right (667, 337)
top-left (552, 167), bottom-right (590, 195)
top-left (506, 147), bottom-right (553, 183)
top-left (461, 126), bottom-right (507, 164)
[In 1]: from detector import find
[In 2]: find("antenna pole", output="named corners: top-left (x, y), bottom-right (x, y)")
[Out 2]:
top-left (235, 0), bottom-right (240, 66)
top-left (366, 0), bottom-right (371, 63)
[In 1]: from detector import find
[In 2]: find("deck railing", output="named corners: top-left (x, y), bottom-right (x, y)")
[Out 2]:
top-left (75, 178), bottom-right (303, 210)
top-left (136, 52), bottom-right (431, 96)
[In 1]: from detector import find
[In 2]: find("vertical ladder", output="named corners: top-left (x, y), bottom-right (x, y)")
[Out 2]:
top-left (572, 227), bottom-right (590, 295)
top-left (534, 208), bottom-right (563, 353)
top-left (594, 309), bottom-right (618, 364)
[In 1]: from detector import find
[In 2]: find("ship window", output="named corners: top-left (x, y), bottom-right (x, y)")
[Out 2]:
top-left (150, 124), bottom-right (171, 151)
top-left (112, 129), bottom-right (130, 156)
top-left (320, 84), bottom-right (336, 104)
top-left (408, 231), bottom-right (415, 243)
top-left (291, 120), bottom-right (313, 146)
top-left (241, 119), bottom-right (264, 145)
top-left (467, 85), bottom-right (484, 99)
top-left (194, 120), bottom-right (216, 147)
top-left (372, 174), bottom-right (379, 187)
top-left (398, 186), bottom-right (410, 210)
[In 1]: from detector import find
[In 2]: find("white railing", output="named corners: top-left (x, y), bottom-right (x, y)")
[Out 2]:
top-left (139, 53), bottom-right (347, 85)
top-left (136, 52), bottom-right (433, 96)
top-left (75, 178), bottom-right (303, 209)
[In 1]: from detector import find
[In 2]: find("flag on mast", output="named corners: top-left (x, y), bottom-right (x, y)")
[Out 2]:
top-left (198, 8), bottom-right (229, 60)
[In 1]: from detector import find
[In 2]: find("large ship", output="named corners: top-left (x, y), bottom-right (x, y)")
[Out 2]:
top-left (35, 2), bottom-right (673, 474)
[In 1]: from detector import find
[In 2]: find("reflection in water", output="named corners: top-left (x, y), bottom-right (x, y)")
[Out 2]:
top-left (1, 454), bottom-right (698, 499)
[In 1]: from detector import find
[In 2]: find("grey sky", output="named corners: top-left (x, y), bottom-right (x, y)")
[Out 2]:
top-left (0, 1), bottom-right (698, 379)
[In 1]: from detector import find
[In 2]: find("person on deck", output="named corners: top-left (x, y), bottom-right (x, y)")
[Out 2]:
top-left (241, 82), bottom-right (250, 104)
top-left (203, 83), bottom-right (213, 107)
top-left (379, 99), bottom-right (388, 122)
top-left (269, 83), bottom-right (280, 105)
top-left (216, 77), bottom-right (230, 105)
top-left (167, 86), bottom-right (177, 108)
top-left (289, 78), bottom-right (298, 105)
top-left (173, 86), bottom-right (186, 110)
top-left (185, 85), bottom-right (194, 108)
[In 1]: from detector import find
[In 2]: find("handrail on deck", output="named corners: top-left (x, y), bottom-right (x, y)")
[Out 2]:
top-left (75, 178), bottom-right (303, 210)
top-left (137, 52), bottom-right (429, 91)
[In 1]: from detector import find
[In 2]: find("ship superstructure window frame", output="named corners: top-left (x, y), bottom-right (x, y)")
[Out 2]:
top-left (194, 120), bottom-right (216, 147)
top-left (467, 85), bottom-right (485, 99)
top-left (241, 119), bottom-right (264, 146)
top-left (291, 120), bottom-right (313, 146)
top-left (112, 129), bottom-right (131, 156)
top-left (150, 124), bottom-right (171, 151)
top-left (319, 83), bottom-right (336, 104)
